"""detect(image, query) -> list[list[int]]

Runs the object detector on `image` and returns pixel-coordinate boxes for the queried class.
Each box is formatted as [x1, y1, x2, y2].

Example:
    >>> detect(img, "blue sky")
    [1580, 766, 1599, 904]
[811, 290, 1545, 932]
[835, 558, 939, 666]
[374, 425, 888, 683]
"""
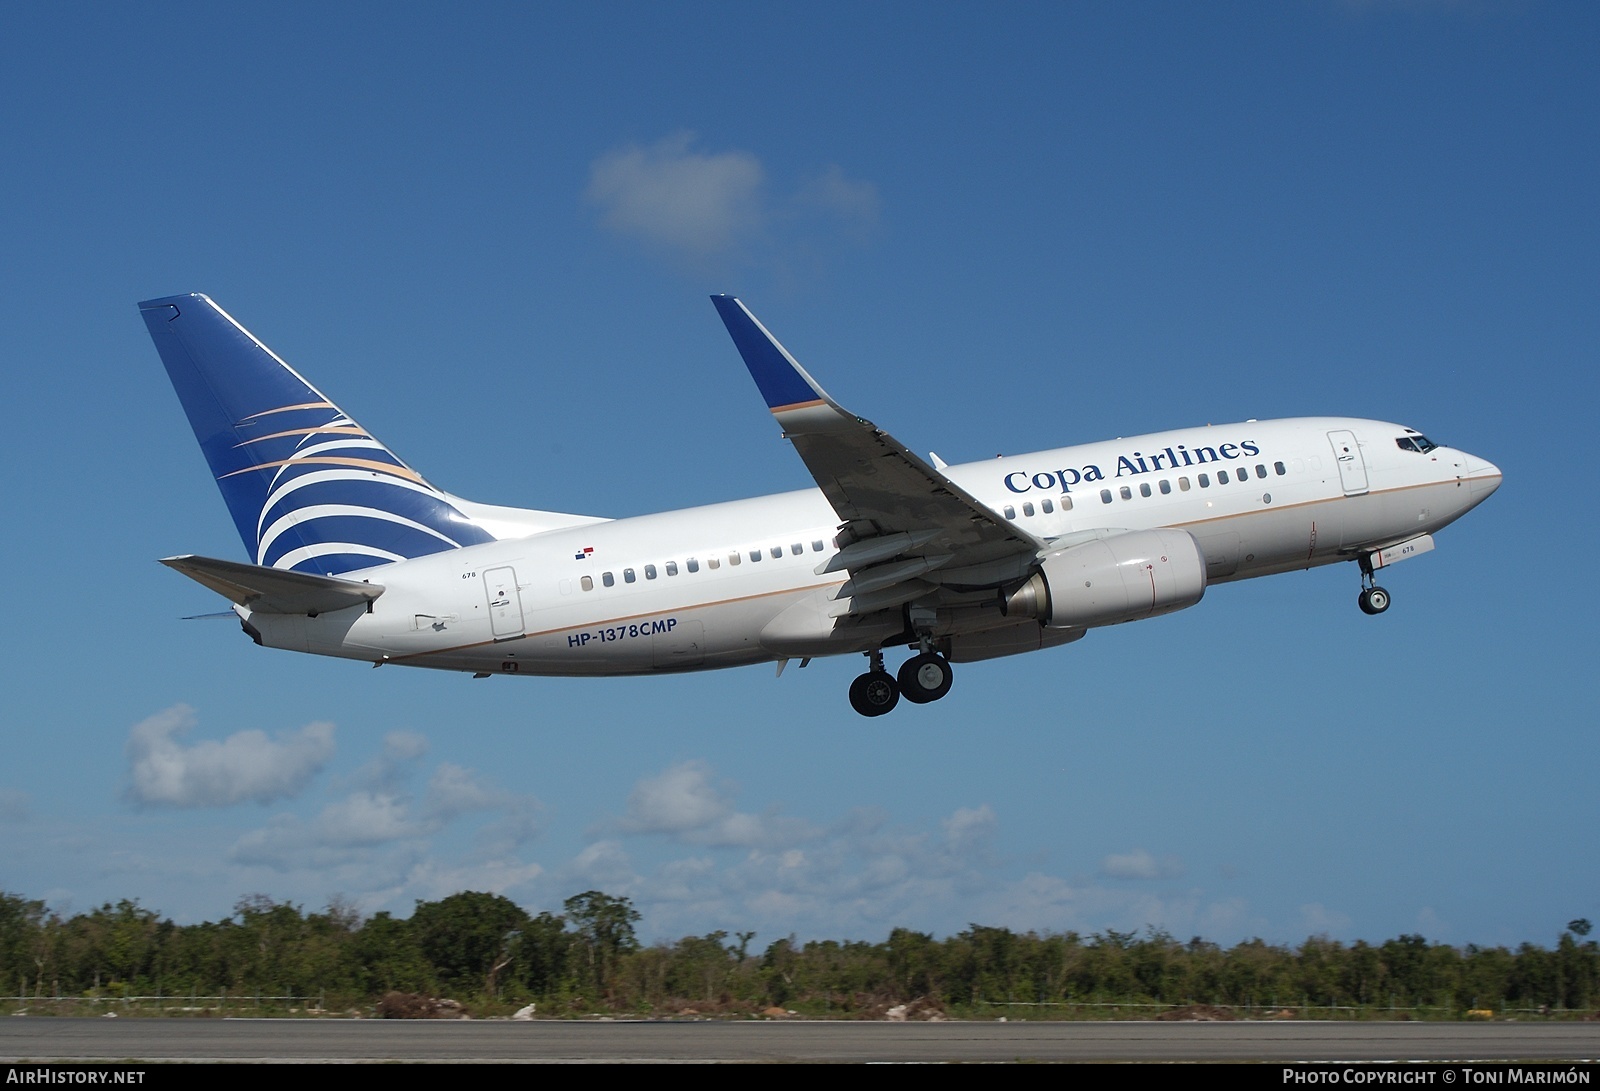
[0, 2, 1594, 949]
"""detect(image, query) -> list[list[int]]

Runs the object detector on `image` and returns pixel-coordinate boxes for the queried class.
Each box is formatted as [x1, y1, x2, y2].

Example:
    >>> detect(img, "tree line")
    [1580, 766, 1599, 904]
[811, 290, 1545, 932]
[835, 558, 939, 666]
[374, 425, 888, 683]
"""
[1, 889, 1594, 1018]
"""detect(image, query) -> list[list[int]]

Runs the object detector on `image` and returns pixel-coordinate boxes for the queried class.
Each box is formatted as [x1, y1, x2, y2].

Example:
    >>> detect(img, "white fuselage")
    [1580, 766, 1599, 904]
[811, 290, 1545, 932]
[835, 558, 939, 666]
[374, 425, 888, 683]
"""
[243, 417, 1500, 676]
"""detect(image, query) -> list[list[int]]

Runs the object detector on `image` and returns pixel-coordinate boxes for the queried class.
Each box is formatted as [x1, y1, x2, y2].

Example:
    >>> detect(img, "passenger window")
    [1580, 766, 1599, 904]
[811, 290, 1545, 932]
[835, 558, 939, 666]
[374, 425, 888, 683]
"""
[1218, 470, 1230, 484]
[1003, 505, 1016, 519]
[666, 562, 678, 576]
[1159, 480, 1171, 495]
[708, 557, 720, 570]
[1101, 489, 1113, 504]
[602, 571, 615, 587]
[644, 565, 656, 580]
[624, 568, 636, 583]
[1256, 464, 1266, 477]
[1199, 474, 1210, 488]
[770, 546, 781, 559]
[1041, 499, 1054, 513]
[728, 553, 740, 566]
[1120, 486, 1132, 500]
[1179, 477, 1190, 491]
[749, 550, 761, 562]
[1139, 483, 1151, 498]
[812, 540, 825, 552]
[1236, 466, 1249, 480]
[1275, 462, 1286, 475]
[1061, 495, 1073, 511]
[687, 558, 699, 573]
[581, 575, 593, 592]
[791, 543, 803, 555]
[1022, 502, 1035, 517]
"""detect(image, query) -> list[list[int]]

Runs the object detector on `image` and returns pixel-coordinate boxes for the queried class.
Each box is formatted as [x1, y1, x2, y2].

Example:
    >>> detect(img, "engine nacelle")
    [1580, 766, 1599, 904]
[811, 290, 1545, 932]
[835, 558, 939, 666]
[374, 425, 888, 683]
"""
[1006, 528, 1207, 629]
[946, 623, 1086, 663]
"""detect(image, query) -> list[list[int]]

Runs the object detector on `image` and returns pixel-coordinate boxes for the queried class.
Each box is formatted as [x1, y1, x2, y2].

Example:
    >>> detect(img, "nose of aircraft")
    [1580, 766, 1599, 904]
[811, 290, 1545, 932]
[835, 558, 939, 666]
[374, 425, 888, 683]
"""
[1464, 453, 1502, 500]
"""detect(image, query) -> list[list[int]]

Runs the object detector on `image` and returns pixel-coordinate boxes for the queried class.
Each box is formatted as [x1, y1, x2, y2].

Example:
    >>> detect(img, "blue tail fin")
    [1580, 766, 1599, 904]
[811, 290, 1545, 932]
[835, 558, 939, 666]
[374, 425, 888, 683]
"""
[140, 294, 495, 575]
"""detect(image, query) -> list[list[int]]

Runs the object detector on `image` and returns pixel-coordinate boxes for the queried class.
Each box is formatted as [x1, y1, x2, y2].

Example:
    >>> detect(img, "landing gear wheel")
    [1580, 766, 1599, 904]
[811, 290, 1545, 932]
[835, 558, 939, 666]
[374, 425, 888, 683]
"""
[849, 671, 900, 717]
[1358, 586, 1391, 615]
[898, 652, 953, 704]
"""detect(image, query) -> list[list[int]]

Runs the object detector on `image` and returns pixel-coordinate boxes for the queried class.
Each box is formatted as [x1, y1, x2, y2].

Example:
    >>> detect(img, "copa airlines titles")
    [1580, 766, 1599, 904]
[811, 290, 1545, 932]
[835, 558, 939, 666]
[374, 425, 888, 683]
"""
[1002, 439, 1263, 494]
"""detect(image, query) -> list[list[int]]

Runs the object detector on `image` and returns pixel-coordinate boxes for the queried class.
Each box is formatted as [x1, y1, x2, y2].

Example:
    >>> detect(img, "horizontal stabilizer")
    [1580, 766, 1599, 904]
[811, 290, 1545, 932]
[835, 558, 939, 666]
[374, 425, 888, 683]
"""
[161, 554, 384, 615]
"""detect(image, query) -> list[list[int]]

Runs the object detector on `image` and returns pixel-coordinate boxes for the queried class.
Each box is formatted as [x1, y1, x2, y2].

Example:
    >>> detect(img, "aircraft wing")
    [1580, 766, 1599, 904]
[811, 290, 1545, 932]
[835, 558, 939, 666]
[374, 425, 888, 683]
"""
[161, 554, 385, 615]
[712, 297, 1042, 611]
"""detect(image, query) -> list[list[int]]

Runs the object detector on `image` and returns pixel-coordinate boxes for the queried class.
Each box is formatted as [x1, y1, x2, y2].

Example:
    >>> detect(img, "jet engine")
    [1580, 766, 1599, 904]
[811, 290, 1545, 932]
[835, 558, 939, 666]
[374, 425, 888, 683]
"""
[1004, 528, 1206, 629]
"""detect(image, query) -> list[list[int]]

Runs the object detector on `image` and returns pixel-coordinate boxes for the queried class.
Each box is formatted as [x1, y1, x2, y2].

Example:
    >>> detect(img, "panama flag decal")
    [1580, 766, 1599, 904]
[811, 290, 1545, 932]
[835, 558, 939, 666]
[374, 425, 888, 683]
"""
[574, 546, 594, 561]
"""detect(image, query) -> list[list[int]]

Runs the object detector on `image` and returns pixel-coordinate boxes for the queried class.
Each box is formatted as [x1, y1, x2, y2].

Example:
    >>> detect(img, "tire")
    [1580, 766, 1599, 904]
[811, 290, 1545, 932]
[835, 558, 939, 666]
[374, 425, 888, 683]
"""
[849, 671, 900, 716]
[1358, 586, 1391, 615]
[897, 653, 953, 704]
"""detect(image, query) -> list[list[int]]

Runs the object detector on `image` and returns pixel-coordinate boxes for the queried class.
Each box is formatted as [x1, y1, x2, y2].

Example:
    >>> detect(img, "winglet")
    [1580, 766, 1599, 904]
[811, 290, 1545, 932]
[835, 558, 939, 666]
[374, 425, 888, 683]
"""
[710, 296, 837, 414]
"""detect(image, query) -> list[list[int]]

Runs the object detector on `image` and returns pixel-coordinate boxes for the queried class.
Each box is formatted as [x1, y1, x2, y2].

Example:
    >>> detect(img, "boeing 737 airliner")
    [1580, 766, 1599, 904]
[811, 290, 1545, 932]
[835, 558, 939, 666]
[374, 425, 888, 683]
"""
[140, 294, 1501, 716]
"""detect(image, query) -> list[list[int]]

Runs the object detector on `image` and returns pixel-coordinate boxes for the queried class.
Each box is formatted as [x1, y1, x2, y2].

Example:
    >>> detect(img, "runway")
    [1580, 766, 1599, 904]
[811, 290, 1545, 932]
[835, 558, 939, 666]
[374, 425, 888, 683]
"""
[2, 1018, 1596, 1063]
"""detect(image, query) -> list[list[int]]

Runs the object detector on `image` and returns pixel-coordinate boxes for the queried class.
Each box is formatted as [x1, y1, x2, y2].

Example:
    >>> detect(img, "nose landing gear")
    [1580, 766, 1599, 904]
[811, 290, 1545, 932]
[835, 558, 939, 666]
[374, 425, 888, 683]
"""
[1358, 586, 1391, 615]
[1356, 554, 1390, 615]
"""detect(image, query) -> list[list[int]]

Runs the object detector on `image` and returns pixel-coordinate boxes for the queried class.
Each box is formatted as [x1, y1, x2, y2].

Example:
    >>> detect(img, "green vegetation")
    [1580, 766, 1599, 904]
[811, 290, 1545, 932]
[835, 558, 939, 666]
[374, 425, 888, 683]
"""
[1, 889, 1594, 1019]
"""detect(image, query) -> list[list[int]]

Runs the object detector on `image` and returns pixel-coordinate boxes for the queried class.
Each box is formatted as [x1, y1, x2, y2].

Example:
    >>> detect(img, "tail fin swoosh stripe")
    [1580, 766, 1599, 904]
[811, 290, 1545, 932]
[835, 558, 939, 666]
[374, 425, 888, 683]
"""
[238, 401, 336, 422]
[258, 505, 467, 564]
[232, 425, 372, 447]
[260, 515, 466, 569]
[273, 544, 407, 572]
[257, 470, 460, 539]
[218, 456, 428, 482]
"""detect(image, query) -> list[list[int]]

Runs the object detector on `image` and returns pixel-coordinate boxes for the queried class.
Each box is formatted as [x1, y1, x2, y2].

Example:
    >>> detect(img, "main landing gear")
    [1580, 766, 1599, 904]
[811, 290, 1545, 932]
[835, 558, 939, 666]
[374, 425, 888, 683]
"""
[1356, 554, 1391, 616]
[899, 651, 953, 704]
[848, 647, 954, 716]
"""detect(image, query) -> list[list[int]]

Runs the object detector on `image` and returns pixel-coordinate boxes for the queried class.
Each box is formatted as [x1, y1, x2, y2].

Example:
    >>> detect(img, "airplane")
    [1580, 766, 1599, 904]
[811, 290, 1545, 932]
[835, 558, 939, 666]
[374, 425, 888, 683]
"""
[139, 293, 1502, 716]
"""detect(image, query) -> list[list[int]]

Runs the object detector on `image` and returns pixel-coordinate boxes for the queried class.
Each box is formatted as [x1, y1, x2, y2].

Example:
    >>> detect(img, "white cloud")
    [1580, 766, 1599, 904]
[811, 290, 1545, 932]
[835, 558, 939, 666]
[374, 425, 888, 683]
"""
[422, 763, 542, 853]
[125, 705, 334, 809]
[613, 760, 814, 849]
[587, 132, 764, 254]
[586, 133, 879, 266]
[400, 858, 544, 903]
[350, 730, 429, 792]
[1300, 902, 1353, 935]
[595, 763, 1013, 936]
[1100, 848, 1185, 881]
[795, 164, 881, 229]
[568, 839, 635, 892]
[581, 763, 1255, 941]
[226, 740, 542, 877]
[227, 790, 423, 870]
[619, 760, 730, 835]
[1416, 906, 1449, 938]
[942, 804, 997, 853]
[973, 872, 1224, 939]
[423, 762, 507, 821]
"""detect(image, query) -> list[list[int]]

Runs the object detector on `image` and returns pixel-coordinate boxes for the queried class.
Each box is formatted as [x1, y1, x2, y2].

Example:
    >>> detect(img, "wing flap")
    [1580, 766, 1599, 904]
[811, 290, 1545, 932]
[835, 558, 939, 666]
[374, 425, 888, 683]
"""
[161, 554, 384, 615]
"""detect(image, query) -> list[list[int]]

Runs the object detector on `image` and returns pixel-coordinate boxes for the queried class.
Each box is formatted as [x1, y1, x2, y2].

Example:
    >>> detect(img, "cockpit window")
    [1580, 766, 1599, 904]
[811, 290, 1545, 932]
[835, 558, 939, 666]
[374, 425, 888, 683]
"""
[1396, 434, 1439, 454]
